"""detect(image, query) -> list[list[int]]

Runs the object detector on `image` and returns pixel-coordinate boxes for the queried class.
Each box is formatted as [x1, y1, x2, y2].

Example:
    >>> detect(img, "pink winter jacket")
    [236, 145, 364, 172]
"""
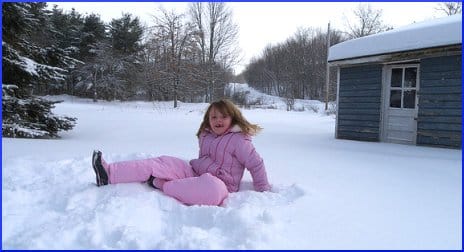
[189, 125, 271, 193]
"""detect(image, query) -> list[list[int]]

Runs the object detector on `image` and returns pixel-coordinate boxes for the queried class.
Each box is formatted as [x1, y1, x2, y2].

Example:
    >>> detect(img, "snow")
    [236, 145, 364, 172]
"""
[225, 83, 331, 112]
[328, 14, 462, 62]
[2, 123, 49, 138]
[21, 56, 39, 76]
[2, 89, 461, 249]
[6, 54, 66, 80]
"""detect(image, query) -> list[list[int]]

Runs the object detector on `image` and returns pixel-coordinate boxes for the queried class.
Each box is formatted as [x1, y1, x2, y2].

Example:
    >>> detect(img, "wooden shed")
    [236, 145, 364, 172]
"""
[328, 14, 462, 148]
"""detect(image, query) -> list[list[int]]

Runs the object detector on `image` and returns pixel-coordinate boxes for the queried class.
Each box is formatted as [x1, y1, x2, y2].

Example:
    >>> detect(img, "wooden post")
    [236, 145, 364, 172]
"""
[325, 22, 331, 111]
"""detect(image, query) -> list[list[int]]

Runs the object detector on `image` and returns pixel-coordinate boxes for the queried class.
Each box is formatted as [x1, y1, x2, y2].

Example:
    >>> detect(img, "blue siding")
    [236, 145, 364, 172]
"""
[417, 55, 462, 148]
[337, 65, 382, 141]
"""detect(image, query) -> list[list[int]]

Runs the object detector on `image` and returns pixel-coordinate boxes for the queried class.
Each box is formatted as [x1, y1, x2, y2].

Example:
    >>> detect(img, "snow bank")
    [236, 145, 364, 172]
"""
[225, 83, 333, 113]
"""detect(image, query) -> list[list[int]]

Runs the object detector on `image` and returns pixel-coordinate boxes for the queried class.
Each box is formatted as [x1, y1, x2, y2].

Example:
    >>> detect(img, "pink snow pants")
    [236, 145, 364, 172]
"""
[105, 155, 228, 206]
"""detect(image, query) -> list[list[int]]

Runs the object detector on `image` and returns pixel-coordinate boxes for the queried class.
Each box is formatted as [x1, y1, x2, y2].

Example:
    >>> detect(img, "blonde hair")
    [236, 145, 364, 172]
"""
[196, 99, 262, 138]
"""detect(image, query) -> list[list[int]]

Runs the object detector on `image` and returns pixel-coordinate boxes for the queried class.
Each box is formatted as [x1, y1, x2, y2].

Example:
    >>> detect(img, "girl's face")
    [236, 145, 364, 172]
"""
[209, 107, 232, 135]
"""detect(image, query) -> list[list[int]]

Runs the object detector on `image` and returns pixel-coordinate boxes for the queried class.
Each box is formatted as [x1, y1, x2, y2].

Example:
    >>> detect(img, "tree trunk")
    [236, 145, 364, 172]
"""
[93, 67, 98, 102]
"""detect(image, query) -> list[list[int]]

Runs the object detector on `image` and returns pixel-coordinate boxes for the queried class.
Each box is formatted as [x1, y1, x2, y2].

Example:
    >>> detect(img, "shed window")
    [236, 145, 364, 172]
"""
[391, 69, 403, 87]
[404, 68, 417, 88]
[389, 66, 418, 109]
[403, 90, 416, 108]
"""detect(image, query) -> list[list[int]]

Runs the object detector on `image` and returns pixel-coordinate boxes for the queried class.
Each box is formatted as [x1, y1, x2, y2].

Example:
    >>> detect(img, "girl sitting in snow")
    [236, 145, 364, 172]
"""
[91, 99, 271, 206]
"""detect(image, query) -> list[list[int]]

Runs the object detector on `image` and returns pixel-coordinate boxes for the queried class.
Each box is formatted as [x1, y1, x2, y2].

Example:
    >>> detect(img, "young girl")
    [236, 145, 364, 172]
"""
[92, 99, 271, 206]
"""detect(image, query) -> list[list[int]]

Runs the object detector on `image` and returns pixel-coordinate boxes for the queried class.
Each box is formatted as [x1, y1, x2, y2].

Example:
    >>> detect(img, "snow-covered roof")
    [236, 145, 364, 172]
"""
[328, 14, 462, 62]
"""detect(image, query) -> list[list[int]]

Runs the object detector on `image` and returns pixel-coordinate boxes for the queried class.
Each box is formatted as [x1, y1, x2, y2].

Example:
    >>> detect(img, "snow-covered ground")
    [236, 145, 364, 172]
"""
[2, 88, 461, 249]
[225, 83, 334, 113]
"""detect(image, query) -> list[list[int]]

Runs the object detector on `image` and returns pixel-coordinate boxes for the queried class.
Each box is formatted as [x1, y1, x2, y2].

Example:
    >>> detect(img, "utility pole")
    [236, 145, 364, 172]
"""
[325, 22, 331, 111]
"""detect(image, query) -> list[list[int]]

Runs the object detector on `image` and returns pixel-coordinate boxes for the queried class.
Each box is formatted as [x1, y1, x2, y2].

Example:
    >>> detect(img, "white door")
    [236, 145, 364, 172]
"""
[382, 65, 420, 145]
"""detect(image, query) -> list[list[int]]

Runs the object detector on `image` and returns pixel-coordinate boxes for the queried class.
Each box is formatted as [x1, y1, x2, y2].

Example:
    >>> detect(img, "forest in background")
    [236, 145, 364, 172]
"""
[2, 2, 460, 138]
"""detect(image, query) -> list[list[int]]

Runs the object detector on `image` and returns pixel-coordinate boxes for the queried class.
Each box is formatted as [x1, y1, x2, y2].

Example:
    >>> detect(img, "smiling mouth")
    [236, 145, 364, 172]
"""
[215, 124, 224, 128]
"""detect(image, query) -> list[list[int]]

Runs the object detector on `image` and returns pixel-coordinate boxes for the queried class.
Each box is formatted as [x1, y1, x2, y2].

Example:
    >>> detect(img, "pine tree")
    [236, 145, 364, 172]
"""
[49, 6, 84, 60]
[2, 2, 77, 138]
[107, 13, 144, 100]
[109, 13, 143, 56]
[73, 13, 145, 101]
[71, 13, 109, 99]
[79, 13, 106, 60]
[2, 85, 76, 138]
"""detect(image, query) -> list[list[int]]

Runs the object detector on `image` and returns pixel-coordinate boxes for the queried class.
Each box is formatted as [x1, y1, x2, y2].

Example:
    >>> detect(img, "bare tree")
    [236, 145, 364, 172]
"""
[189, 3, 207, 65]
[344, 3, 389, 39]
[151, 8, 195, 108]
[436, 2, 462, 16]
[243, 27, 344, 104]
[139, 33, 168, 101]
[206, 2, 240, 69]
[188, 2, 241, 102]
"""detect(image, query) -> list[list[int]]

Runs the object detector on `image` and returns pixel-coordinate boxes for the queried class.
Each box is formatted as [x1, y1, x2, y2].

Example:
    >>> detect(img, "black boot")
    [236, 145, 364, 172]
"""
[92, 150, 108, 186]
[147, 175, 158, 189]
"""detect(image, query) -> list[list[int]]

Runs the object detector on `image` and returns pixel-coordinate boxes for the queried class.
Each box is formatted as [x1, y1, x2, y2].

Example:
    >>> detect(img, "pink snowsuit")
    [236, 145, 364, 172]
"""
[103, 125, 271, 206]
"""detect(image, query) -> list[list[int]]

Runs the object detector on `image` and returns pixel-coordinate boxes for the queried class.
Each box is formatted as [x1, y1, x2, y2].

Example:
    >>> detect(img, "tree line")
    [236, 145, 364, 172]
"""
[243, 28, 343, 102]
[2, 2, 460, 138]
[241, 4, 386, 103]
[3, 2, 240, 106]
[2, 2, 240, 138]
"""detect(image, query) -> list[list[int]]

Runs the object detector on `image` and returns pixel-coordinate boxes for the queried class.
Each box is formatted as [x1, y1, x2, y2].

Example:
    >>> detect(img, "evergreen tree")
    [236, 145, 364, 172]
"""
[3, 3, 82, 94]
[75, 13, 145, 101]
[109, 13, 143, 56]
[2, 85, 76, 138]
[106, 13, 144, 100]
[79, 13, 106, 60]
[72, 13, 109, 98]
[2, 2, 77, 138]
[49, 6, 84, 59]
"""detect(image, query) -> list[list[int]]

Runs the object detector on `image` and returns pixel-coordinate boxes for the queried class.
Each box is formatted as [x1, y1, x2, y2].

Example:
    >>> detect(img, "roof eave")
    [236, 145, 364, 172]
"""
[328, 44, 462, 67]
